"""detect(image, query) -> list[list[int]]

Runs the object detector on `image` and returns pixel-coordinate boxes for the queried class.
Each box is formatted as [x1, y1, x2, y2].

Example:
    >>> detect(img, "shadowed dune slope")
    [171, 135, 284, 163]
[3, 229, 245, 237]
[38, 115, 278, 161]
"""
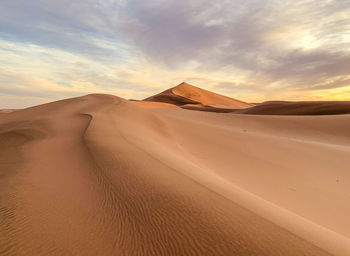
[144, 82, 252, 109]
[1, 94, 350, 255]
[178, 101, 350, 115]
[236, 101, 350, 115]
[142, 84, 350, 115]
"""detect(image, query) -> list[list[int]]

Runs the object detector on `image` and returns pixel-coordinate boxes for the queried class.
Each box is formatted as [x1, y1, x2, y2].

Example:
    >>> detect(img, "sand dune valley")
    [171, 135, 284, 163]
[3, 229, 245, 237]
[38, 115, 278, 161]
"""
[1, 82, 350, 256]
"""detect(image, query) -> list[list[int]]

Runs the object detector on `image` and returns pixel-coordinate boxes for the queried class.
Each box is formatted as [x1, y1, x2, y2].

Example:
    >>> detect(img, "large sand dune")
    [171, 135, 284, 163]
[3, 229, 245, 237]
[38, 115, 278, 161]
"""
[1, 94, 350, 255]
[143, 82, 253, 109]
[142, 83, 350, 115]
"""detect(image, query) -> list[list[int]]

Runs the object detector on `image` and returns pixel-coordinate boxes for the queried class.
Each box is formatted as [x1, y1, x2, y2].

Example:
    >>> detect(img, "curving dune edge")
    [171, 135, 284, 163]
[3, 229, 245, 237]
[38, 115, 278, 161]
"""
[1, 93, 350, 255]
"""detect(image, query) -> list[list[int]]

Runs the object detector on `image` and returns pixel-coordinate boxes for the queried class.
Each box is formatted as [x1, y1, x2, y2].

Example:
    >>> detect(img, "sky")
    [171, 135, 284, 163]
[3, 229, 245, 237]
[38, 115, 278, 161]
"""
[1, 0, 350, 108]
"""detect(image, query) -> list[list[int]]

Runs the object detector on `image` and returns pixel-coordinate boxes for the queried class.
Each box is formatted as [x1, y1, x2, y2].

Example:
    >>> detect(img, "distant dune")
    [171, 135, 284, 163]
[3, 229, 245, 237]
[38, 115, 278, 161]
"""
[182, 101, 350, 115]
[143, 82, 253, 109]
[237, 101, 350, 115]
[142, 83, 350, 115]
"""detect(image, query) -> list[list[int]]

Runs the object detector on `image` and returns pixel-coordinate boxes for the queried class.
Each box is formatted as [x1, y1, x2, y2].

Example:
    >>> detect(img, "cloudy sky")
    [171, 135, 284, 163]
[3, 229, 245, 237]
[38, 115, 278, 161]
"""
[1, 0, 350, 108]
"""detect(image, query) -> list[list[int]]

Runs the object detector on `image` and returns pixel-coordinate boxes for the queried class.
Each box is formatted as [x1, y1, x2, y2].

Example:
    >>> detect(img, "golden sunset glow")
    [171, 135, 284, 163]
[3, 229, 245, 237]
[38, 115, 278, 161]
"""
[0, 0, 349, 108]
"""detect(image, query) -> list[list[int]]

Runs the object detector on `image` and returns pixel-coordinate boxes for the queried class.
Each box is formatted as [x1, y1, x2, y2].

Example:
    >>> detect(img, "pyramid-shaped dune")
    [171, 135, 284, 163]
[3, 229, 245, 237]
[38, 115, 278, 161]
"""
[143, 82, 253, 109]
[139, 83, 350, 115]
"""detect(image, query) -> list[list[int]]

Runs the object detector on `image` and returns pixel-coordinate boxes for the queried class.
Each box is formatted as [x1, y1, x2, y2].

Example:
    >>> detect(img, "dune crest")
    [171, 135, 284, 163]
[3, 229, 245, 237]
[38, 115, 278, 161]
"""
[143, 82, 253, 109]
[141, 83, 350, 115]
[1, 94, 350, 255]
[172, 82, 253, 109]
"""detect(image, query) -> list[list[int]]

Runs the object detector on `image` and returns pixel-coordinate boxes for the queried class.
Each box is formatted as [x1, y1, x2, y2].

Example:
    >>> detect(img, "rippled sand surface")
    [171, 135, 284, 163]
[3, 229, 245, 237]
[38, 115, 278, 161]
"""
[1, 94, 350, 255]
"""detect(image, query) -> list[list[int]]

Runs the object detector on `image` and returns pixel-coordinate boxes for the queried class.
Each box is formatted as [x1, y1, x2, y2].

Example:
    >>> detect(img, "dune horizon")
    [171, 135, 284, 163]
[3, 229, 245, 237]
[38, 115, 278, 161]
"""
[131, 82, 350, 115]
[2, 82, 350, 111]
[1, 83, 350, 255]
[1, 0, 350, 254]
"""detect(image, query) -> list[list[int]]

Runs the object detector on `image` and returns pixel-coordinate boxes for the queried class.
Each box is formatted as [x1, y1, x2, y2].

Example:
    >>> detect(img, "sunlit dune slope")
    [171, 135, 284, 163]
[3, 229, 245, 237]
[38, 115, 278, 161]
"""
[1, 94, 350, 255]
[0, 109, 16, 114]
[141, 84, 350, 115]
[130, 100, 179, 108]
[143, 82, 252, 109]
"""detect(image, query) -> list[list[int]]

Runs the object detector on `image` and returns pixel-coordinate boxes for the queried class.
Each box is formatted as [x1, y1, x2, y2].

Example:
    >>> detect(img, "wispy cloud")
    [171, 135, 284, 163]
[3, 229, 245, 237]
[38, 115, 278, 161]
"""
[0, 0, 349, 108]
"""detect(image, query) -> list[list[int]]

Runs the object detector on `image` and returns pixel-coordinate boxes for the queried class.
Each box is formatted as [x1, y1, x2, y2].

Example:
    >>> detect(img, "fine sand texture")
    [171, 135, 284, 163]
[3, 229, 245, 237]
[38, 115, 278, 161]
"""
[1, 94, 350, 255]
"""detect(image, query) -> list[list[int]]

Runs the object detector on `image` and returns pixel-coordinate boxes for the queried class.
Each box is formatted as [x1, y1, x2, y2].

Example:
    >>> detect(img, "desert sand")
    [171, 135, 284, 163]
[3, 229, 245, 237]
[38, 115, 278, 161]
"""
[237, 101, 350, 115]
[1, 84, 350, 255]
[131, 100, 179, 108]
[143, 83, 350, 115]
[144, 82, 253, 109]
[0, 109, 16, 115]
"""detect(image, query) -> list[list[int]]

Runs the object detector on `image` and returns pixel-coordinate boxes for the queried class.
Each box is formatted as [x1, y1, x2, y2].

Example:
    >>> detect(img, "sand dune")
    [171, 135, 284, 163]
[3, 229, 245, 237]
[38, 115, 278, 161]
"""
[144, 82, 253, 109]
[237, 101, 350, 115]
[0, 109, 16, 115]
[130, 100, 179, 108]
[142, 83, 350, 115]
[1, 94, 350, 255]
